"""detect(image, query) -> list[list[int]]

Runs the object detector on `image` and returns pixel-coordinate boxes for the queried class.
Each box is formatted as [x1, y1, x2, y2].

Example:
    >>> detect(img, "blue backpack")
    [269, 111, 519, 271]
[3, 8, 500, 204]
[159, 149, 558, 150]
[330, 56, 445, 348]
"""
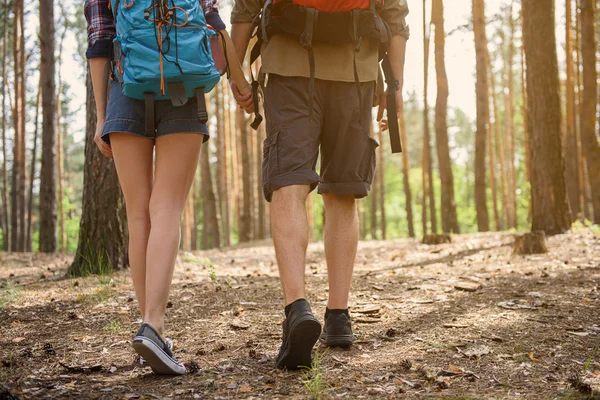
[110, 0, 221, 131]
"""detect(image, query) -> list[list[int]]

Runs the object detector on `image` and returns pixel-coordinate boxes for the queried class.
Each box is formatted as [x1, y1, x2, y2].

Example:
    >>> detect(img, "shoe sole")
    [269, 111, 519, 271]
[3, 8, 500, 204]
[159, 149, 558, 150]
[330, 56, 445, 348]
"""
[321, 334, 354, 348]
[276, 317, 321, 370]
[132, 337, 186, 375]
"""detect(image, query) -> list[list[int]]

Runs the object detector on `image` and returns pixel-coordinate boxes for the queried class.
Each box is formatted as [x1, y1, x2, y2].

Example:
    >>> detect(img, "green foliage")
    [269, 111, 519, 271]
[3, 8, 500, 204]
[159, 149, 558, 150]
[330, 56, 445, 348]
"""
[103, 320, 124, 334]
[302, 349, 328, 400]
[0, 283, 21, 307]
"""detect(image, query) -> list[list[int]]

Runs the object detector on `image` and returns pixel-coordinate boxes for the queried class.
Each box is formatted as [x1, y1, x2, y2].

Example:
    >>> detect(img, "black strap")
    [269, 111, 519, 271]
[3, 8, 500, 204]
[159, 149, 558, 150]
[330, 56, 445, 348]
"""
[144, 92, 155, 136]
[250, 80, 263, 130]
[352, 10, 363, 127]
[301, 9, 317, 118]
[381, 55, 402, 153]
[195, 87, 208, 124]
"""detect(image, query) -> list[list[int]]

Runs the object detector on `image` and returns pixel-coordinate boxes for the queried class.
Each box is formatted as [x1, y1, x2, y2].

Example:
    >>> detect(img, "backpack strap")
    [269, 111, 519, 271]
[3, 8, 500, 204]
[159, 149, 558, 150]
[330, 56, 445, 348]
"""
[381, 55, 402, 153]
[144, 92, 156, 136]
[195, 87, 208, 124]
[300, 8, 318, 117]
[352, 10, 363, 127]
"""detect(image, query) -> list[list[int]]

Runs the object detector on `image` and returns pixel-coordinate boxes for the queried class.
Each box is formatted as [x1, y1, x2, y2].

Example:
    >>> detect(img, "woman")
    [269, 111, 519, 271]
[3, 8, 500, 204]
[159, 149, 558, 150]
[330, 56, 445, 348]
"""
[85, 0, 252, 375]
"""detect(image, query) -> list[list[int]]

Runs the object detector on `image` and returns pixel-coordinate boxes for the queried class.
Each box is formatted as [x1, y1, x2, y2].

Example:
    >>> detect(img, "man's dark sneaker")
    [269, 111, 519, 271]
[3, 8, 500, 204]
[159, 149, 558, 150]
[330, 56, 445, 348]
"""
[321, 311, 355, 347]
[276, 299, 322, 370]
[132, 323, 186, 375]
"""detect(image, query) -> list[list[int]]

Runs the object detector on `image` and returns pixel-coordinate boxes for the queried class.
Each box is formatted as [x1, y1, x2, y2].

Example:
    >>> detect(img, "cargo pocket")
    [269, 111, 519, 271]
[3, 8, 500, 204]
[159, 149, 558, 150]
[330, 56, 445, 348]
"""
[262, 131, 280, 187]
[363, 136, 379, 184]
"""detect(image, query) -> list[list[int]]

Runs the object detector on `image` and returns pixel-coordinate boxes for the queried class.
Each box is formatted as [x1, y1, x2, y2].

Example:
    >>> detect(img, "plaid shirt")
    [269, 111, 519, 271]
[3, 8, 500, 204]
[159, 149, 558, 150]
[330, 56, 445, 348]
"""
[85, 0, 224, 58]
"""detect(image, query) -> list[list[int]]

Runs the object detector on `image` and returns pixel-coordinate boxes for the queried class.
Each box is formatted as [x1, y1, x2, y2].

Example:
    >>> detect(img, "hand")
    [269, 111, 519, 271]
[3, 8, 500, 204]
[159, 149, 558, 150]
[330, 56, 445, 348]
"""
[377, 87, 404, 132]
[94, 119, 113, 158]
[229, 79, 255, 114]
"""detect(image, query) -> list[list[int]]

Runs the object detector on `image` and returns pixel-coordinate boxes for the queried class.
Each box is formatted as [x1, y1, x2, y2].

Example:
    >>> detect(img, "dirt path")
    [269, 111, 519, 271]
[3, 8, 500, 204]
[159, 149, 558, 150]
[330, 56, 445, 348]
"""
[1, 230, 599, 399]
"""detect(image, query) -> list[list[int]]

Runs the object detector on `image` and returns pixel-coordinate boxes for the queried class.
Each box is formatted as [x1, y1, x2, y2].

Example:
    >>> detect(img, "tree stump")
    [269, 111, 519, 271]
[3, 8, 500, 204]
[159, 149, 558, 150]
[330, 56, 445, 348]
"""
[513, 231, 548, 255]
[422, 233, 452, 245]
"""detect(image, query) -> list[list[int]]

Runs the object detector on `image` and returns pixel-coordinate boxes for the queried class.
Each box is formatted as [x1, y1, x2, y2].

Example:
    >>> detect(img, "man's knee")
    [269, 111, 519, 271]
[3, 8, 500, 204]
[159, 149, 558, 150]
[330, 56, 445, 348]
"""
[272, 185, 311, 206]
[322, 193, 356, 209]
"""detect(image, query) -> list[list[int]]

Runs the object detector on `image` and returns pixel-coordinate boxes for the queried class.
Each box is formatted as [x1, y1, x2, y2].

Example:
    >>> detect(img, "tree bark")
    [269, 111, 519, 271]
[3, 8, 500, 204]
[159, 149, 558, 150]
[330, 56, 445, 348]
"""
[422, 0, 437, 235]
[565, 0, 581, 219]
[200, 144, 220, 249]
[39, 0, 57, 252]
[377, 124, 386, 239]
[522, 0, 572, 235]
[579, 0, 599, 223]
[432, 0, 459, 234]
[215, 83, 228, 246]
[400, 109, 415, 238]
[472, 0, 490, 232]
[222, 84, 232, 246]
[1, 0, 10, 250]
[238, 107, 251, 242]
[56, 23, 67, 253]
[26, 82, 41, 252]
[488, 49, 506, 230]
[504, 5, 517, 229]
[69, 67, 127, 275]
[11, 0, 25, 251]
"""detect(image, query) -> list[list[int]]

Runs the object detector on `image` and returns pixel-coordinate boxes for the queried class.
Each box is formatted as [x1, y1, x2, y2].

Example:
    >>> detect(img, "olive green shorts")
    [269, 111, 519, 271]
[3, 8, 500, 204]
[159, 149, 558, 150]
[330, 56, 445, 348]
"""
[262, 74, 378, 202]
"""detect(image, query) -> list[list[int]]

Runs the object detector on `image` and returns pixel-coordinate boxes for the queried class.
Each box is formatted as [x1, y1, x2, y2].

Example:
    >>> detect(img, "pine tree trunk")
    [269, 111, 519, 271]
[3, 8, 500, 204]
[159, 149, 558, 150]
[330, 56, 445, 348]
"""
[222, 83, 232, 246]
[489, 50, 506, 231]
[520, 10, 531, 187]
[565, 0, 581, 219]
[69, 67, 127, 275]
[472, 0, 490, 232]
[256, 110, 266, 240]
[522, 0, 572, 235]
[504, 6, 518, 229]
[377, 124, 386, 240]
[1, 0, 10, 250]
[182, 181, 194, 251]
[11, 0, 24, 251]
[238, 107, 251, 242]
[422, 0, 437, 234]
[39, 0, 57, 252]
[400, 110, 415, 237]
[579, 0, 600, 223]
[215, 83, 229, 246]
[200, 144, 220, 249]
[229, 92, 240, 242]
[17, 0, 25, 252]
[26, 82, 41, 252]
[432, 0, 459, 234]
[57, 65, 66, 252]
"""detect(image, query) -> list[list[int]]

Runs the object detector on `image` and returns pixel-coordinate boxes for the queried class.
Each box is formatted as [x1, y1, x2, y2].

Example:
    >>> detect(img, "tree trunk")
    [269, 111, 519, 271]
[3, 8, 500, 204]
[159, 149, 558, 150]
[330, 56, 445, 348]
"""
[400, 109, 415, 238]
[39, 0, 57, 253]
[26, 82, 41, 252]
[522, 0, 572, 235]
[504, 5, 517, 229]
[488, 50, 506, 231]
[256, 109, 266, 240]
[422, 0, 437, 235]
[222, 84, 232, 246]
[238, 107, 251, 242]
[215, 83, 229, 246]
[472, 0, 490, 232]
[487, 97, 500, 231]
[56, 23, 67, 253]
[580, 0, 599, 223]
[11, 0, 25, 252]
[565, 0, 581, 219]
[200, 144, 220, 249]
[377, 124, 386, 239]
[1, 0, 10, 250]
[182, 180, 195, 251]
[69, 67, 127, 275]
[432, 0, 459, 234]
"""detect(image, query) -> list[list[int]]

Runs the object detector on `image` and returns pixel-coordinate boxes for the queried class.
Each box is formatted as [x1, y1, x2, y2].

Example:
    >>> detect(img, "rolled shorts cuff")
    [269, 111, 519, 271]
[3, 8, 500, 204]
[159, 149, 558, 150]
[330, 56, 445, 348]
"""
[263, 170, 321, 202]
[318, 181, 371, 199]
[101, 118, 209, 145]
[101, 118, 149, 145]
[156, 119, 209, 142]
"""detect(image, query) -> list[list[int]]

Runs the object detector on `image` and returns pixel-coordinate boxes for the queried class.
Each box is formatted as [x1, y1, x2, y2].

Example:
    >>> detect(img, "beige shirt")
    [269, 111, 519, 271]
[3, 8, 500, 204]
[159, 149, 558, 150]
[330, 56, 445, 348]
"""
[231, 0, 410, 82]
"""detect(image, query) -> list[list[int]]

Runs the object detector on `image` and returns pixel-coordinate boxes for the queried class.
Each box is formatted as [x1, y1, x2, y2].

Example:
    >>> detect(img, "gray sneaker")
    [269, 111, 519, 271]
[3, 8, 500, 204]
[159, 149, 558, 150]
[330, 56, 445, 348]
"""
[132, 324, 185, 375]
[138, 338, 173, 367]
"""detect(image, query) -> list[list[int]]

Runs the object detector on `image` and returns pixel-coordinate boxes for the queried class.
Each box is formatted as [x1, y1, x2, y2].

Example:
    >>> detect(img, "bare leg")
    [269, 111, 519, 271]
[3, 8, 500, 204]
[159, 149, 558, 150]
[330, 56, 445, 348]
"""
[143, 133, 204, 336]
[110, 133, 154, 318]
[271, 185, 311, 306]
[323, 193, 358, 310]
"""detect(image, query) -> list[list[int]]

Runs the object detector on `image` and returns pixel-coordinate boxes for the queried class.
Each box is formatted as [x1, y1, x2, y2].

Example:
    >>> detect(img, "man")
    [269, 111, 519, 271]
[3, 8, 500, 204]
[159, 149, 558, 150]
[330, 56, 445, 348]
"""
[230, 0, 409, 369]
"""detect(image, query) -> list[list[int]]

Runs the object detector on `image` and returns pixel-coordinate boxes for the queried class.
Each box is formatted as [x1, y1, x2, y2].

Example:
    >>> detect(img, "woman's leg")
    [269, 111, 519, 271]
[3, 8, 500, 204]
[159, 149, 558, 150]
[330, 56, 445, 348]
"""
[109, 133, 154, 319]
[143, 133, 204, 336]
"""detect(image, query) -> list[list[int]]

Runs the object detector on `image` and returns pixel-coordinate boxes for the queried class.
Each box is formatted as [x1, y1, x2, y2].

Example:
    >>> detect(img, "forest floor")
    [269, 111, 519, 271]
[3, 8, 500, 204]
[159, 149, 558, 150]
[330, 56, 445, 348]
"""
[1, 230, 599, 400]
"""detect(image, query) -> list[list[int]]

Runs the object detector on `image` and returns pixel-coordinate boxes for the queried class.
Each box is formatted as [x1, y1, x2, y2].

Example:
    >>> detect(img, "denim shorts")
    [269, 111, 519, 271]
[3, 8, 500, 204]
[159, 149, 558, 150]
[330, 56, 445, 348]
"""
[101, 82, 209, 145]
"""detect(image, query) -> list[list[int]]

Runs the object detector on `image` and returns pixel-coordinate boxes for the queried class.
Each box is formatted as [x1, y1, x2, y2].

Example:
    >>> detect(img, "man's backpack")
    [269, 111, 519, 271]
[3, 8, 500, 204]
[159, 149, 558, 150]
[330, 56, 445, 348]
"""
[110, 0, 221, 134]
[251, 0, 402, 153]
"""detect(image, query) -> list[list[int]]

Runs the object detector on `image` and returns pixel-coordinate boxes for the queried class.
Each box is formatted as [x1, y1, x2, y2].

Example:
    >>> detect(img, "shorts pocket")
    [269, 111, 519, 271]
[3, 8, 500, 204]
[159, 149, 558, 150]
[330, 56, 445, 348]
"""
[363, 136, 379, 184]
[262, 131, 280, 186]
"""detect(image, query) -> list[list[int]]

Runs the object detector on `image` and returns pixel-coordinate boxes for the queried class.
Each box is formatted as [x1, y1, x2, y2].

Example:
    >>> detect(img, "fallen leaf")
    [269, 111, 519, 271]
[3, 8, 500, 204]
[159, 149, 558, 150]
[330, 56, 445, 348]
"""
[462, 344, 492, 358]
[229, 319, 250, 330]
[528, 352, 540, 363]
[239, 384, 252, 393]
[454, 282, 481, 292]
[443, 323, 469, 328]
